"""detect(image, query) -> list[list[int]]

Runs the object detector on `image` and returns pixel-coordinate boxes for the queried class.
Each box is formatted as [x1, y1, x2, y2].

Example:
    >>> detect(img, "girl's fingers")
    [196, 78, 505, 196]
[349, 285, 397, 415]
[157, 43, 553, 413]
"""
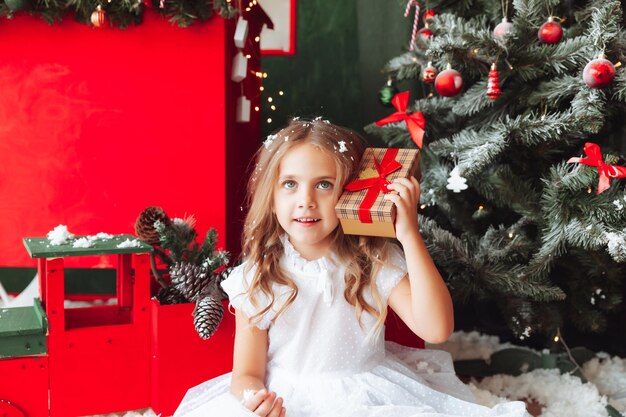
[384, 193, 402, 207]
[254, 392, 277, 416]
[267, 397, 284, 417]
[242, 389, 267, 411]
[388, 180, 417, 203]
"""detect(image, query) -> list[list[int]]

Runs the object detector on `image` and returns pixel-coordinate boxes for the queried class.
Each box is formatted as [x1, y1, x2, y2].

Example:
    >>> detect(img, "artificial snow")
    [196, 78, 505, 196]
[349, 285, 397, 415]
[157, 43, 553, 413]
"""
[427, 330, 516, 360]
[47, 226, 116, 248]
[117, 238, 142, 248]
[606, 231, 626, 263]
[73, 236, 97, 248]
[47, 225, 75, 245]
[472, 369, 609, 417]
[584, 356, 626, 412]
[263, 134, 277, 149]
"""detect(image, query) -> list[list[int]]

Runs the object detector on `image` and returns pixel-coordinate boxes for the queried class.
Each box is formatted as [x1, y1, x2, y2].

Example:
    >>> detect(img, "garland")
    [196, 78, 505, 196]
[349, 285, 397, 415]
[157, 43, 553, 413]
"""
[0, 0, 236, 28]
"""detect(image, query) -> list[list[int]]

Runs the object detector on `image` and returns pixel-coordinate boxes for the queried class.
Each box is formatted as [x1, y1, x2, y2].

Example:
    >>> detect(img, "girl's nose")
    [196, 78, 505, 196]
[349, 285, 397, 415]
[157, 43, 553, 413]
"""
[297, 191, 316, 209]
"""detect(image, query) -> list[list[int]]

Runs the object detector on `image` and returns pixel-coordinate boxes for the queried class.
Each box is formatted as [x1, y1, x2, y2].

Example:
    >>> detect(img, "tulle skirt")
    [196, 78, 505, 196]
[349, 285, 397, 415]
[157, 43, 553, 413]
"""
[174, 342, 529, 417]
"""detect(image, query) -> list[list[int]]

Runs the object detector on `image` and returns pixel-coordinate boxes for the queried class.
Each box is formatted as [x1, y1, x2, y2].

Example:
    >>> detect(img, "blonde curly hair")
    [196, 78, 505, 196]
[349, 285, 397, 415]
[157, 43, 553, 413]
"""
[241, 118, 398, 340]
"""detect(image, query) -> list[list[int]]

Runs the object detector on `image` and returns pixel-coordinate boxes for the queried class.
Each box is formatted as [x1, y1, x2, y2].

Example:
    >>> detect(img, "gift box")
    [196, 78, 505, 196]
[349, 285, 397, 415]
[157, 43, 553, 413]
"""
[335, 148, 420, 238]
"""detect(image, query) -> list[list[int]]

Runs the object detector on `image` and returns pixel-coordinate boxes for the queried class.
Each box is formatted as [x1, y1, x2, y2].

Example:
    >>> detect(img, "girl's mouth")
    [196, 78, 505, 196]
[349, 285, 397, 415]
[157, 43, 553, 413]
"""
[295, 218, 321, 223]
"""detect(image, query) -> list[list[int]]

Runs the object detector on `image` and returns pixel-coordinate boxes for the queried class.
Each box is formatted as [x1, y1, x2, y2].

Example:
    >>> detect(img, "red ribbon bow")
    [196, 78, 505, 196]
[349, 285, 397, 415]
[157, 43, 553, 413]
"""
[375, 91, 426, 149]
[344, 148, 402, 223]
[567, 142, 626, 194]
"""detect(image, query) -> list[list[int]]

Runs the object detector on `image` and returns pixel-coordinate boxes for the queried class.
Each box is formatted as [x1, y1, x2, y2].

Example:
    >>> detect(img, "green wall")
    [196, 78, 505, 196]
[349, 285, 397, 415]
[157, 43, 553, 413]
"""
[261, 0, 412, 144]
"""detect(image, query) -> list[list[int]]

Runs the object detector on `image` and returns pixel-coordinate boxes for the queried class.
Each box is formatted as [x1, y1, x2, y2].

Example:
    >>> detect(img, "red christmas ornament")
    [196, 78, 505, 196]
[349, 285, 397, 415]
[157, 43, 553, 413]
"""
[90, 5, 107, 28]
[493, 17, 513, 39]
[422, 62, 438, 84]
[583, 56, 615, 89]
[423, 9, 436, 22]
[538, 17, 563, 44]
[417, 25, 433, 40]
[486, 63, 501, 100]
[435, 65, 464, 97]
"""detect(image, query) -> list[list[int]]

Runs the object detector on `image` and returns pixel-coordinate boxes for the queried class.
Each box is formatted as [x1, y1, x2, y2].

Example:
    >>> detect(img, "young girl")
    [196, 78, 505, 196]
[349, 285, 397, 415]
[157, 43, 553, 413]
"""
[175, 118, 529, 417]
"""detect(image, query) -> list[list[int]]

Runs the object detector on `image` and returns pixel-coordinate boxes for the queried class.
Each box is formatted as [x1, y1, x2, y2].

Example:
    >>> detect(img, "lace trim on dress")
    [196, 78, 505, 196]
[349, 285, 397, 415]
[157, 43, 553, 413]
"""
[280, 235, 337, 307]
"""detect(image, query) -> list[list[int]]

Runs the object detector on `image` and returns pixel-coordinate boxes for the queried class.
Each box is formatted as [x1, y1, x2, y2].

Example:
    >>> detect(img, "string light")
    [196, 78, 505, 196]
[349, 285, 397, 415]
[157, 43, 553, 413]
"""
[267, 118, 273, 123]
[270, 105, 276, 110]
[254, 106, 260, 111]
[508, 232, 514, 238]
[420, 204, 427, 209]
[260, 86, 264, 91]
[279, 91, 284, 96]
[478, 205, 484, 210]
[587, 187, 592, 193]
[554, 335, 560, 342]
[268, 97, 273, 103]
[245, 54, 251, 59]
[254, 36, 261, 42]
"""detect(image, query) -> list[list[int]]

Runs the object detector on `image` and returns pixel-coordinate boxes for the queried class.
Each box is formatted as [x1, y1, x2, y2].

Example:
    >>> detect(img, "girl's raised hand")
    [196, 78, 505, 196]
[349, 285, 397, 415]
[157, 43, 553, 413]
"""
[384, 176, 421, 245]
[242, 389, 286, 417]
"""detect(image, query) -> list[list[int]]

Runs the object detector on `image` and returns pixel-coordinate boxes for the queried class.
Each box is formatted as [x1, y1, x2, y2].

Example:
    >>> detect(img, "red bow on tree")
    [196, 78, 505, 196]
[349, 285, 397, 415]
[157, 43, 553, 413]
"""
[567, 142, 626, 194]
[375, 91, 426, 149]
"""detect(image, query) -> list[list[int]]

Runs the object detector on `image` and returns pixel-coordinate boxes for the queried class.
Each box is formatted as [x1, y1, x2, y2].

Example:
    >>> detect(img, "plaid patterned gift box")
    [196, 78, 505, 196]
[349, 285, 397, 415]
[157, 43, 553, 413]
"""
[335, 148, 420, 238]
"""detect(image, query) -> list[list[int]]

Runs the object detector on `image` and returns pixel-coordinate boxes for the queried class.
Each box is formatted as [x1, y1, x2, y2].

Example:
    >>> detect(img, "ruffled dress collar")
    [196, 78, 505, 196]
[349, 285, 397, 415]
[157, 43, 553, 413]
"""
[280, 235, 337, 307]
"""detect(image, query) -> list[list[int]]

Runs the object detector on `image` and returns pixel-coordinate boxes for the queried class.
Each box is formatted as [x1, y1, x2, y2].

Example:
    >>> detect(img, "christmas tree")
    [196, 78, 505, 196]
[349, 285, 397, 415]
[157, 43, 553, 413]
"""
[367, 0, 626, 354]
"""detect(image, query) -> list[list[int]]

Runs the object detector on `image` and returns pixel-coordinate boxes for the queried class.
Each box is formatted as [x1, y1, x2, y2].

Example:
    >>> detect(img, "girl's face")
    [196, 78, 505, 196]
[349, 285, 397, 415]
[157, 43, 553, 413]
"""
[273, 142, 339, 260]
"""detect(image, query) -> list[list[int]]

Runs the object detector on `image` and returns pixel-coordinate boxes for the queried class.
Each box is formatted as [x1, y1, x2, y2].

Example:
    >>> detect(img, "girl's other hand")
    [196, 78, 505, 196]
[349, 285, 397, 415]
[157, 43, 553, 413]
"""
[243, 389, 286, 417]
[384, 176, 421, 245]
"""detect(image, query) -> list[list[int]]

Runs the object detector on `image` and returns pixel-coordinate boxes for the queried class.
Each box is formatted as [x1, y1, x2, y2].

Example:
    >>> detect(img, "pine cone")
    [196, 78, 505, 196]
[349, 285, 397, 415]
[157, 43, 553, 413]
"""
[135, 206, 171, 246]
[194, 296, 224, 339]
[156, 285, 188, 305]
[171, 218, 198, 247]
[170, 262, 212, 302]
[214, 266, 235, 300]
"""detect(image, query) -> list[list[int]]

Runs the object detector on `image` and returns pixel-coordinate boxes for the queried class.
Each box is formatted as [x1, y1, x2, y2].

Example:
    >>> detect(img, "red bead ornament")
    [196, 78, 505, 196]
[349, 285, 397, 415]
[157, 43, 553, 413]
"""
[493, 17, 513, 39]
[422, 62, 438, 84]
[486, 63, 501, 100]
[538, 17, 563, 44]
[583, 56, 615, 89]
[417, 25, 433, 40]
[90, 5, 107, 28]
[435, 65, 464, 97]
[423, 9, 436, 22]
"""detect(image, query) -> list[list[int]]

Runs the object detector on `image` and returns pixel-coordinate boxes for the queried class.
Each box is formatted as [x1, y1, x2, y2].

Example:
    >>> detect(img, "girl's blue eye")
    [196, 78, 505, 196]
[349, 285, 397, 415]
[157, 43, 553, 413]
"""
[317, 181, 333, 190]
[283, 180, 297, 189]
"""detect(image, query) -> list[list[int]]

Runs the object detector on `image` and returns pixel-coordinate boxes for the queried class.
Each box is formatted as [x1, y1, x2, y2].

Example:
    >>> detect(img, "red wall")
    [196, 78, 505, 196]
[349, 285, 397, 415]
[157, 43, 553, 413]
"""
[0, 13, 261, 267]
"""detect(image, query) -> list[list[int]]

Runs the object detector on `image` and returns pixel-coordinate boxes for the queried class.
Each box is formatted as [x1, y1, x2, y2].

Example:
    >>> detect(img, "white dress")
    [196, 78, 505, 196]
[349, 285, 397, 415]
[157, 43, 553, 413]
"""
[174, 237, 529, 417]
